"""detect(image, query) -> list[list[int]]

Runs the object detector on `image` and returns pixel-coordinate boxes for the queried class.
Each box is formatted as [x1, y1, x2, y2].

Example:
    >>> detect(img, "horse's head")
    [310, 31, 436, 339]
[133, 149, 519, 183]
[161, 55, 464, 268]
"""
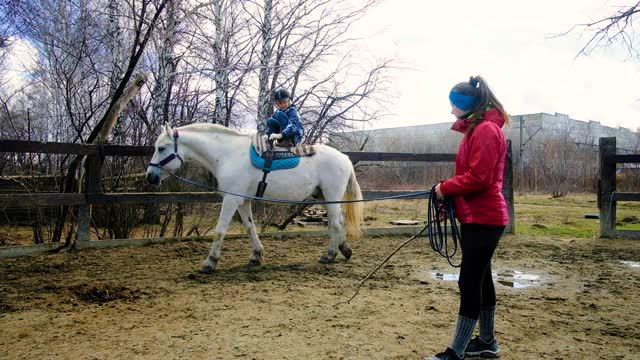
[146, 123, 184, 185]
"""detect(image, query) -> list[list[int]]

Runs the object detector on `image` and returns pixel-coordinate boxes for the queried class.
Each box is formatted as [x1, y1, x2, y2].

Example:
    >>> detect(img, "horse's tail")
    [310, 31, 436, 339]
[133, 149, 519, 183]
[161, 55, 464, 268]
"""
[344, 166, 363, 241]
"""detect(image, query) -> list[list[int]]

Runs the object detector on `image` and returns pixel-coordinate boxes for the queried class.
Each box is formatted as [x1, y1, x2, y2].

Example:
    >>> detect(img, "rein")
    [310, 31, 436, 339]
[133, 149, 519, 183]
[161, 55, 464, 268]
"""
[160, 166, 428, 204]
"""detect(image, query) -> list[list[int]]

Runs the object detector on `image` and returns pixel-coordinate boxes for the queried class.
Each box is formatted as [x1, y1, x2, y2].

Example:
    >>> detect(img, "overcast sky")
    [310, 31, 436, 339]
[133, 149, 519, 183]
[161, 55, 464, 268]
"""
[3, 1, 639, 133]
[353, 0, 640, 131]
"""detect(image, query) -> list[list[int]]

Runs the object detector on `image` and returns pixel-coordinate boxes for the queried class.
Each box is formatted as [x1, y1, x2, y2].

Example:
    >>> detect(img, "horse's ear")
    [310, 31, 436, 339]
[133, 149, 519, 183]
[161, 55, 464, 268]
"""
[163, 123, 172, 136]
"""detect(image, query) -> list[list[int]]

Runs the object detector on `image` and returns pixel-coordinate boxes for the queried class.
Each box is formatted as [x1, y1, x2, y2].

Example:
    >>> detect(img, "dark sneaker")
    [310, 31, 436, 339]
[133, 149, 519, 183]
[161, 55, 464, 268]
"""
[423, 347, 464, 360]
[465, 336, 500, 358]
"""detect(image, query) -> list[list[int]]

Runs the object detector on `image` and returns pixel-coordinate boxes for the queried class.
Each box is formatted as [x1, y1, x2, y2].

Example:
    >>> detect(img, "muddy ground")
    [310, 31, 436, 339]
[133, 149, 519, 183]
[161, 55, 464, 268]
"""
[0, 232, 639, 359]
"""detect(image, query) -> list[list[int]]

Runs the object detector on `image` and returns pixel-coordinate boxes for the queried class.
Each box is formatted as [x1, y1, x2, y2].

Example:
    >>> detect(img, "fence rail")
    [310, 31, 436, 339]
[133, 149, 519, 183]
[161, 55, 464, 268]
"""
[0, 138, 515, 254]
[599, 137, 640, 239]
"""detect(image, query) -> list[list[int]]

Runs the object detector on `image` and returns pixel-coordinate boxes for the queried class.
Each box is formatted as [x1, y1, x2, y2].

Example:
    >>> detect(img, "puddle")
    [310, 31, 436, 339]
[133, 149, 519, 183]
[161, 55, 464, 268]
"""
[431, 272, 459, 281]
[496, 280, 538, 288]
[621, 261, 640, 268]
[496, 270, 541, 288]
[426, 269, 543, 289]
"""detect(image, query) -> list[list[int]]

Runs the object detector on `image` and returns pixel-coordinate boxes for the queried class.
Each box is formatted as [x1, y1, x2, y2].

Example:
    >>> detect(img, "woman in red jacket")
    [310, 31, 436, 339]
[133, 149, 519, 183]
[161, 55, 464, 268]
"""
[425, 76, 510, 360]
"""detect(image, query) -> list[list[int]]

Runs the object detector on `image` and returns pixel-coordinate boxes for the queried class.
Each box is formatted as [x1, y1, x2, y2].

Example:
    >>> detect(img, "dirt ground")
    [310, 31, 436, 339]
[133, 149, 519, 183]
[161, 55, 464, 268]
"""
[1, 231, 639, 359]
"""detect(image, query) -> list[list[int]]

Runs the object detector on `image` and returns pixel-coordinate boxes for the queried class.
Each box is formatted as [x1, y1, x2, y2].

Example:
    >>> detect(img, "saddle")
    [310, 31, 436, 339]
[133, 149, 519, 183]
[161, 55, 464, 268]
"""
[250, 133, 315, 171]
[251, 133, 316, 197]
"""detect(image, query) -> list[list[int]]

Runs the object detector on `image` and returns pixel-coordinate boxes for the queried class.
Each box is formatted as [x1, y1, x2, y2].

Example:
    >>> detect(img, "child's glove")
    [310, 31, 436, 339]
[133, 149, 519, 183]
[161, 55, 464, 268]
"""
[269, 133, 283, 141]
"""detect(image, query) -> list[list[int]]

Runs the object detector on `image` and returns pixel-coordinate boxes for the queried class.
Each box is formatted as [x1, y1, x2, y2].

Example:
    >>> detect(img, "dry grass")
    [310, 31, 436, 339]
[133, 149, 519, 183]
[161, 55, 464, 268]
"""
[1, 192, 639, 246]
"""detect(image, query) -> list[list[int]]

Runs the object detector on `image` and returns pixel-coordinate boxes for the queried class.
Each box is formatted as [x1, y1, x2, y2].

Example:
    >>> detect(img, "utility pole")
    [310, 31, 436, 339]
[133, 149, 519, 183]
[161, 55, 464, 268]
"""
[520, 116, 524, 182]
[518, 115, 542, 189]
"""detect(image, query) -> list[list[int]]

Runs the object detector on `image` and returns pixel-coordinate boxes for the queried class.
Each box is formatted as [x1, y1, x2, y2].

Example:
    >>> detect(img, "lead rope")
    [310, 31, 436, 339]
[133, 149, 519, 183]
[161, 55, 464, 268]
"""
[427, 185, 461, 268]
[336, 185, 461, 306]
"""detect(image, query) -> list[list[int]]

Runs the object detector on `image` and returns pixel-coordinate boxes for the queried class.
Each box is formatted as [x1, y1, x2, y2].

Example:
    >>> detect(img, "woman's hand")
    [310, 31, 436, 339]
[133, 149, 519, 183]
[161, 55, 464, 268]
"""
[435, 183, 444, 199]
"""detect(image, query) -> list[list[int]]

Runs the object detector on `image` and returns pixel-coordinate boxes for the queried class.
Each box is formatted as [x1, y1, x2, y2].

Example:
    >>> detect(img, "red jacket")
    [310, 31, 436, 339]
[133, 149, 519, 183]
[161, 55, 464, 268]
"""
[440, 108, 509, 226]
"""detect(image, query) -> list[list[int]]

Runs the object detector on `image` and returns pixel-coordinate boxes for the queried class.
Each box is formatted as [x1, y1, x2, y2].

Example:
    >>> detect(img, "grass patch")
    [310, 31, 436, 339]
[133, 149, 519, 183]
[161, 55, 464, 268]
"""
[616, 223, 640, 230]
[515, 194, 639, 238]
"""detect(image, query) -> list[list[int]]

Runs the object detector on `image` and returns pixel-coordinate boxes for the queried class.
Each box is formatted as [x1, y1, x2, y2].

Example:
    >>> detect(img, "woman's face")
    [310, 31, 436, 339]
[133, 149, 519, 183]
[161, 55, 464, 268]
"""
[276, 99, 290, 110]
[450, 103, 468, 118]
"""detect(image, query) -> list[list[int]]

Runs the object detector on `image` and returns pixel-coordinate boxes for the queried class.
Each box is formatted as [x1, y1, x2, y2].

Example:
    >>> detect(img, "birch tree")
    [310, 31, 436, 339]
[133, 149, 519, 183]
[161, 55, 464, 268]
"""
[186, 0, 257, 127]
[256, 0, 274, 124]
[248, 0, 390, 141]
[150, 0, 180, 127]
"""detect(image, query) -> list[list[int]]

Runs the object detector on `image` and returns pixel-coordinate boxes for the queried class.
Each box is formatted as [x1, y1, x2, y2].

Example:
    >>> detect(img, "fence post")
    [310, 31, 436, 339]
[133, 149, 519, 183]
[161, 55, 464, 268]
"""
[599, 137, 616, 238]
[77, 149, 104, 243]
[503, 140, 516, 234]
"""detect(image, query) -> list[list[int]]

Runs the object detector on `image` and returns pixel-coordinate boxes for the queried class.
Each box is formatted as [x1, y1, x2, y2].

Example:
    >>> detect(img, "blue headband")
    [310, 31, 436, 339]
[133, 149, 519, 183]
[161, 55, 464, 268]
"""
[449, 91, 477, 111]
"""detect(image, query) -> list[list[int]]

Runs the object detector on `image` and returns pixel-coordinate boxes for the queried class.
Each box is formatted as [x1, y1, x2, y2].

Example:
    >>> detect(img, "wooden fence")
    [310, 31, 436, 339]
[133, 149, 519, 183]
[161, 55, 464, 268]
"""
[0, 138, 515, 256]
[598, 137, 640, 239]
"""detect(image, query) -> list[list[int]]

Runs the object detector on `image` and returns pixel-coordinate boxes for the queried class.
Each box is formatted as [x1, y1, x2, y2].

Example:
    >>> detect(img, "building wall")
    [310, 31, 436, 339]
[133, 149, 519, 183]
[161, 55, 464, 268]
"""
[330, 112, 639, 154]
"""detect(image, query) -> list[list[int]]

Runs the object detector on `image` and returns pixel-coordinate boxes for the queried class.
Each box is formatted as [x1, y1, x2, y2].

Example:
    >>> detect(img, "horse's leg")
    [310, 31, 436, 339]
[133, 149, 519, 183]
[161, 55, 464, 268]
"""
[201, 196, 241, 273]
[319, 202, 345, 264]
[237, 201, 264, 266]
[338, 239, 353, 260]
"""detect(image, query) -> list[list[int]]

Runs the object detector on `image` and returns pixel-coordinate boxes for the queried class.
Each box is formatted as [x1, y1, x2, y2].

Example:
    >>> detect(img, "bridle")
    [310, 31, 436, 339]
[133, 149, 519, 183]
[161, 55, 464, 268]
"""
[149, 129, 183, 169]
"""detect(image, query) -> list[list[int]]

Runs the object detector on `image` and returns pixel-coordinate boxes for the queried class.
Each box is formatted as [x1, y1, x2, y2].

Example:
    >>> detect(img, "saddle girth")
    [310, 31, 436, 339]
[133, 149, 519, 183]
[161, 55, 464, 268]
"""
[255, 149, 274, 197]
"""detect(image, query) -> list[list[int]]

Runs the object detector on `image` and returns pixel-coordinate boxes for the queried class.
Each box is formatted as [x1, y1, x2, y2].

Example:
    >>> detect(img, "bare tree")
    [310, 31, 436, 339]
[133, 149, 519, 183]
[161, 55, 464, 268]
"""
[9, 0, 169, 243]
[567, 2, 640, 59]
[1, 0, 396, 243]
[255, 0, 274, 124]
[185, 0, 258, 127]
[245, 0, 390, 140]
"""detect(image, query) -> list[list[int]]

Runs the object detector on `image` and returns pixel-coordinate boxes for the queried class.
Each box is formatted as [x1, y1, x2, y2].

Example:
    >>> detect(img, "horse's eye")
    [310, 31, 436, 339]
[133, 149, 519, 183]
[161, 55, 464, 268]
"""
[158, 147, 166, 152]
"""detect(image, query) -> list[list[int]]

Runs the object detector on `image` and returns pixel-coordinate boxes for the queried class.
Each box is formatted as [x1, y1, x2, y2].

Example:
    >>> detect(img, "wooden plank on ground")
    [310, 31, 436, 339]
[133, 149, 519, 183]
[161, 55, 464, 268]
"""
[610, 230, 640, 240]
[0, 242, 61, 258]
[0, 226, 427, 258]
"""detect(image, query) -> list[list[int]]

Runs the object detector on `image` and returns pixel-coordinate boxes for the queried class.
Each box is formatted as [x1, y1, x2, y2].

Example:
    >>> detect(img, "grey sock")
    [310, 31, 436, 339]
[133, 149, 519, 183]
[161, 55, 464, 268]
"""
[450, 314, 478, 357]
[479, 306, 495, 342]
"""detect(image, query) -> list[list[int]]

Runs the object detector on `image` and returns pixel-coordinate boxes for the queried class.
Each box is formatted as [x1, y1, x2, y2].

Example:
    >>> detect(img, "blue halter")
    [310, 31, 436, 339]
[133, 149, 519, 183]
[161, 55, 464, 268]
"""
[149, 129, 183, 169]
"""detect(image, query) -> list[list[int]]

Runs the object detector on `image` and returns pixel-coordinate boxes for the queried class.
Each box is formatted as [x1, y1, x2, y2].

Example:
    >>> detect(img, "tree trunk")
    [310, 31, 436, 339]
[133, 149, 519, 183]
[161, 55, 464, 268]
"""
[152, 0, 179, 125]
[108, 0, 123, 96]
[213, 0, 229, 125]
[256, 0, 273, 126]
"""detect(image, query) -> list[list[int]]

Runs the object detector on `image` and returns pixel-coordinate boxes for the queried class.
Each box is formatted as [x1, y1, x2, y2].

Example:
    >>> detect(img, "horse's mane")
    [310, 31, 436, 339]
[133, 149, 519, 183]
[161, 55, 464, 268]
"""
[181, 123, 251, 137]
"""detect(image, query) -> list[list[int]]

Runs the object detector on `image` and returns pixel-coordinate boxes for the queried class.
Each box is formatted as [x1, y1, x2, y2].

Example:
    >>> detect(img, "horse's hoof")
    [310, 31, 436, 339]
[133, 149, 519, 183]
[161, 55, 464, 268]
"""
[200, 257, 217, 274]
[338, 243, 352, 260]
[319, 251, 337, 264]
[248, 258, 262, 266]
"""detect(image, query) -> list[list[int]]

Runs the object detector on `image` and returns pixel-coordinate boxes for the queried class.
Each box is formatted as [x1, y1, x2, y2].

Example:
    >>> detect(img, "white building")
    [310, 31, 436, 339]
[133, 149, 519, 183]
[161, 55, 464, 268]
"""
[330, 112, 639, 154]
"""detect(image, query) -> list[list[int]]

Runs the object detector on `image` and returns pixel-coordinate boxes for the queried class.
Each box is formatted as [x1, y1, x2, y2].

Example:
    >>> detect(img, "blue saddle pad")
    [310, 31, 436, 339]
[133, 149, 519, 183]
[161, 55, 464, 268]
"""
[250, 145, 301, 171]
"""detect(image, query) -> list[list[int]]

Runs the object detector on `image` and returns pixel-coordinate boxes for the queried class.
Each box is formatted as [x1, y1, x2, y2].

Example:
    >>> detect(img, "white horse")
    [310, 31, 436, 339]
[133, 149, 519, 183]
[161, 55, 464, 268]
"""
[145, 123, 363, 273]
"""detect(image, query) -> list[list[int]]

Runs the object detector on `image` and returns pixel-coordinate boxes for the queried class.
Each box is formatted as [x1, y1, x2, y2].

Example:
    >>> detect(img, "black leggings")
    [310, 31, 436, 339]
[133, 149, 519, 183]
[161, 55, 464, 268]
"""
[458, 223, 505, 319]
